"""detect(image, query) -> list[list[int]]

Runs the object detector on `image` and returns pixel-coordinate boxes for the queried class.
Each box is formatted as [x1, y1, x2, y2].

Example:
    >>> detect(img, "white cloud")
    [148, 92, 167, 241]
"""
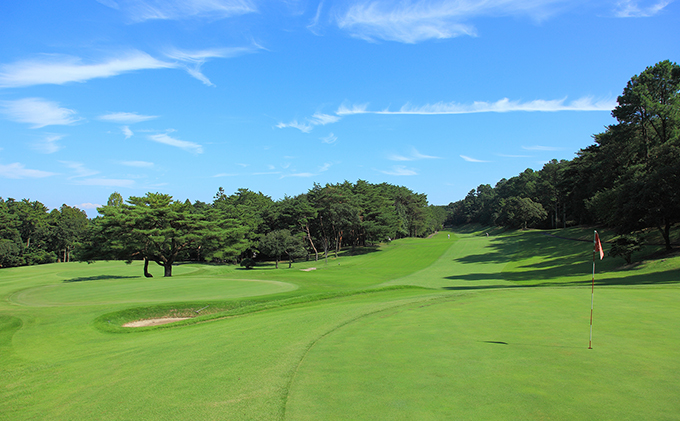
[379, 165, 418, 176]
[60, 161, 100, 178]
[276, 120, 313, 133]
[120, 160, 154, 168]
[99, 112, 158, 124]
[32, 134, 66, 154]
[319, 162, 332, 172]
[308, 1, 325, 34]
[277, 112, 342, 133]
[336, 103, 369, 116]
[460, 155, 489, 163]
[0, 52, 174, 88]
[321, 133, 338, 144]
[165, 46, 260, 86]
[281, 172, 315, 178]
[98, 0, 256, 23]
[376, 97, 616, 114]
[310, 113, 341, 125]
[614, 0, 671, 17]
[252, 171, 282, 175]
[72, 178, 135, 187]
[148, 133, 204, 153]
[335, 0, 571, 43]
[122, 126, 134, 138]
[411, 148, 440, 159]
[1, 98, 81, 128]
[0, 162, 58, 179]
[76, 202, 102, 210]
[389, 147, 440, 161]
[0, 45, 260, 88]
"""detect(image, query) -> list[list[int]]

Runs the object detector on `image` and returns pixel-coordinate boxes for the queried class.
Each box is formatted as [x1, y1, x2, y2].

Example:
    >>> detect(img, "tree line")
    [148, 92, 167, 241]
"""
[0, 198, 89, 267]
[445, 60, 680, 250]
[1, 181, 446, 274]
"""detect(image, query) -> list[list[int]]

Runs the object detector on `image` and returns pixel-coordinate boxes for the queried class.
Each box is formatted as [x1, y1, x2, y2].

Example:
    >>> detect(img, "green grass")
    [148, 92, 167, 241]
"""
[1, 228, 679, 420]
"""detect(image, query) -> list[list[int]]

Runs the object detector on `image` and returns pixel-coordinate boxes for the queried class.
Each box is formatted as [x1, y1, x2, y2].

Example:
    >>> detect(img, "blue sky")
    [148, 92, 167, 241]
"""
[1, 0, 678, 217]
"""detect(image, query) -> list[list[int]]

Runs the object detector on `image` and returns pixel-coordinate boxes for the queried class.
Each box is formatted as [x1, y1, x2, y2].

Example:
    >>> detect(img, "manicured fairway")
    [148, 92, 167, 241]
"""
[286, 287, 680, 420]
[1, 229, 679, 420]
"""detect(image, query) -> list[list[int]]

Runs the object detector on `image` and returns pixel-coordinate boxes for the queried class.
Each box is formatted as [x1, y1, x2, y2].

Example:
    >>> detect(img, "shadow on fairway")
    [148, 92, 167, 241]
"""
[448, 229, 680, 288]
[63, 275, 139, 283]
[443, 268, 680, 290]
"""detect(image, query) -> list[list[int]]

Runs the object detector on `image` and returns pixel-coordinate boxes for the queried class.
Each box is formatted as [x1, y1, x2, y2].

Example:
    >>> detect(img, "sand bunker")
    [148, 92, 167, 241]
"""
[123, 317, 190, 327]
[300, 267, 317, 272]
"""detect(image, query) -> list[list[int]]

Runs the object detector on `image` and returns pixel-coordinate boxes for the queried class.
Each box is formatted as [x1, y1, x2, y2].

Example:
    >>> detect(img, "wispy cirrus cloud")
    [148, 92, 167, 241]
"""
[148, 133, 203, 153]
[164, 45, 261, 86]
[120, 160, 154, 168]
[522, 145, 563, 151]
[388, 147, 440, 161]
[379, 165, 418, 176]
[0, 162, 58, 179]
[460, 155, 489, 163]
[613, 0, 672, 17]
[97, 0, 256, 23]
[340, 97, 616, 115]
[276, 120, 313, 133]
[281, 172, 316, 178]
[0, 51, 173, 88]
[0, 46, 258, 88]
[1, 98, 82, 128]
[99, 112, 158, 124]
[335, 0, 572, 43]
[277, 112, 341, 133]
[122, 126, 134, 138]
[321, 133, 338, 144]
[284, 96, 613, 134]
[60, 161, 100, 179]
[32, 134, 66, 154]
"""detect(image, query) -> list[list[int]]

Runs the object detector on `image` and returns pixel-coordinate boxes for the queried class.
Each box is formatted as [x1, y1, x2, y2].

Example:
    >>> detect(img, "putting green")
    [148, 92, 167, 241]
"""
[285, 286, 680, 420]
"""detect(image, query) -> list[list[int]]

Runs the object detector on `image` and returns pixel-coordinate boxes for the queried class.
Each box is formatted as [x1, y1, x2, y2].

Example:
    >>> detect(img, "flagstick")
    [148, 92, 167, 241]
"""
[589, 257, 595, 349]
[589, 230, 596, 349]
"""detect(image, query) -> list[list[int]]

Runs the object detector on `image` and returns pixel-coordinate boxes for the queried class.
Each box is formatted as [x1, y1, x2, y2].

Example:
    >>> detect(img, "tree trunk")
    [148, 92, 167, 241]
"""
[275, 258, 279, 269]
[164, 263, 173, 277]
[323, 238, 328, 264]
[144, 258, 153, 277]
[303, 223, 319, 262]
[658, 221, 672, 251]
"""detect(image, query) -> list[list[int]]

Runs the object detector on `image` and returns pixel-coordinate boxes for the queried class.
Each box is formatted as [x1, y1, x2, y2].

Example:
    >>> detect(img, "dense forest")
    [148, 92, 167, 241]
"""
[446, 60, 679, 251]
[1, 181, 446, 274]
[1, 60, 678, 272]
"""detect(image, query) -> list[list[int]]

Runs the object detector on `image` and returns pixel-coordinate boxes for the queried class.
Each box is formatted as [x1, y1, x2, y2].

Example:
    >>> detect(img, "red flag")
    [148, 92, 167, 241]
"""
[594, 231, 604, 260]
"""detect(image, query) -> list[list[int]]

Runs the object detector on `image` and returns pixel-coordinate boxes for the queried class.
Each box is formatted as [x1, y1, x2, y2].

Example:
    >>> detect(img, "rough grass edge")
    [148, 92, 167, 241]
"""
[92, 285, 431, 333]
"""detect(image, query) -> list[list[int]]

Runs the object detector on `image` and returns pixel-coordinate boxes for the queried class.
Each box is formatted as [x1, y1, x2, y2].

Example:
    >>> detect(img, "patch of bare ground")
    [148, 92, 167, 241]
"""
[123, 317, 190, 327]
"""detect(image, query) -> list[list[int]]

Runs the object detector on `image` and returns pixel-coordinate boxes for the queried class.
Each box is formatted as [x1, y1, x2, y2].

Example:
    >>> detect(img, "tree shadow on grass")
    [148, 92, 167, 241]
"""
[63, 275, 139, 283]
[446, 229, 680, 289]
[442, 268, 680, 290]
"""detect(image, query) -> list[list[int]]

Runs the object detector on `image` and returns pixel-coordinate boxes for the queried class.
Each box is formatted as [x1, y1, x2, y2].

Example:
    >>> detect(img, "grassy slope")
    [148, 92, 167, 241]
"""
[1, 228, 679, 420]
